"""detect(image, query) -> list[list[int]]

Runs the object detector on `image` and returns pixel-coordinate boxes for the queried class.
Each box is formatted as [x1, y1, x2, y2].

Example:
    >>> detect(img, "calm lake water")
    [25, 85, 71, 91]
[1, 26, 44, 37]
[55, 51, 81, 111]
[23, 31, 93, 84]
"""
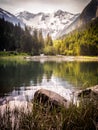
[0, 59, 98, 104]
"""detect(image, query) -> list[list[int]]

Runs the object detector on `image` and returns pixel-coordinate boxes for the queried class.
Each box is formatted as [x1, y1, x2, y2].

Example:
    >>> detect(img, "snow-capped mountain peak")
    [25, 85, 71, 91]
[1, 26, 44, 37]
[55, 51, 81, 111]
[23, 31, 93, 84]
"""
[16, 10, 79, 39]
[16, 11, 35, 20]
[0, 8, 25, 28]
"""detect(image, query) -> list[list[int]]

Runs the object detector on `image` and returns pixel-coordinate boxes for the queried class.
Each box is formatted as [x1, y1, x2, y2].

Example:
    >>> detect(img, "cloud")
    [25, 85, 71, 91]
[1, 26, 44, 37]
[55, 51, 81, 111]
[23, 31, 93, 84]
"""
[0, 0, 91, 14]
[0, 0, 90, 4]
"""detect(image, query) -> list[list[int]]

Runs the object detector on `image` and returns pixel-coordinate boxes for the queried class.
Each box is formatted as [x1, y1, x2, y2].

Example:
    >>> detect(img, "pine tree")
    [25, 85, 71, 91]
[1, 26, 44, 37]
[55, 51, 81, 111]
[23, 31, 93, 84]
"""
[38, 30, 44, 46]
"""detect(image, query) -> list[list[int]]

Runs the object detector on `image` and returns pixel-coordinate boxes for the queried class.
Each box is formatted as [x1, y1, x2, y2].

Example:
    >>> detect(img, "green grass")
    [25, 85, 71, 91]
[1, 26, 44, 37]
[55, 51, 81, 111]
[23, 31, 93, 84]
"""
[0, 51, 29, 63]
[0, 97, 98, 130]
[0, 51, 28, 60]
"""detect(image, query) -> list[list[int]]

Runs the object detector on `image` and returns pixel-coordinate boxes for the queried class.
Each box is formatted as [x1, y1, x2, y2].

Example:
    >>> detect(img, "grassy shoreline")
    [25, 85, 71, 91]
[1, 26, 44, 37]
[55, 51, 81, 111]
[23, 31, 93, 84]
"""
[0, 55, 25, 60]
[0, 97, 98, 130]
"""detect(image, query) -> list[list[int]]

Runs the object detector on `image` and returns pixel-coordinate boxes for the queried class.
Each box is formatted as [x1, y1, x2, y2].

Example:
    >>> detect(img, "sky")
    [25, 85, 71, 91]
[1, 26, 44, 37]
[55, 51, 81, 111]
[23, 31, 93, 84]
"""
[0, 0, 91, 14]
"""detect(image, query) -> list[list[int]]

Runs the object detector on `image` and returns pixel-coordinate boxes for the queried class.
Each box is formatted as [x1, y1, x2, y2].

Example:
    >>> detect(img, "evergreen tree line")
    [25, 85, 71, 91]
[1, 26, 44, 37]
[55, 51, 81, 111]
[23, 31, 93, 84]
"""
[0, 18, 52, 55]
[0, 18, 54, 55]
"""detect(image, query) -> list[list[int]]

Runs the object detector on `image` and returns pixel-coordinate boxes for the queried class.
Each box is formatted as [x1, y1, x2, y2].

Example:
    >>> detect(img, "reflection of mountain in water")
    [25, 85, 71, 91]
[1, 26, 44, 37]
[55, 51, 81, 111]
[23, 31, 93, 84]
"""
[0, 60, 98, 101]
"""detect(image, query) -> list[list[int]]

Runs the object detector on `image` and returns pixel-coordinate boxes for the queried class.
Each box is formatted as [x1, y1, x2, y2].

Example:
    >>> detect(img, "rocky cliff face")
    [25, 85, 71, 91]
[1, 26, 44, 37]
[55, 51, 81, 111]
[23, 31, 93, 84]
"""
[79, 0, 98, 23]
[58, 0, 98, 38]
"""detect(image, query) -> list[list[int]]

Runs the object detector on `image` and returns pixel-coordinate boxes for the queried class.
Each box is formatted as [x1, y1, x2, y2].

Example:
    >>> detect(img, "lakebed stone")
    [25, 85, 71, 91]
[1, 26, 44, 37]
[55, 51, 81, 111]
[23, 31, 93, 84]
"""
[34, 89, 69, 108]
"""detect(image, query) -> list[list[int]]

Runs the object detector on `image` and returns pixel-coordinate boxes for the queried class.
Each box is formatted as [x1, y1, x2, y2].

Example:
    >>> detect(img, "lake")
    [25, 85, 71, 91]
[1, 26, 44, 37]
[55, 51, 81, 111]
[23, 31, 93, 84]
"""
[0, 58, 98, 104]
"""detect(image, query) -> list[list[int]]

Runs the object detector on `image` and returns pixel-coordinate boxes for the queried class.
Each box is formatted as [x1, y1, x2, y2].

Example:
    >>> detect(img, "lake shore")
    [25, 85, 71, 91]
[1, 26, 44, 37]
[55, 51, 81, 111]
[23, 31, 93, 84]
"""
[0, 55, 98, 62]
[24, 55, 98, 62]
[0, 55, 98, 129]
[0, 86, 98, 130]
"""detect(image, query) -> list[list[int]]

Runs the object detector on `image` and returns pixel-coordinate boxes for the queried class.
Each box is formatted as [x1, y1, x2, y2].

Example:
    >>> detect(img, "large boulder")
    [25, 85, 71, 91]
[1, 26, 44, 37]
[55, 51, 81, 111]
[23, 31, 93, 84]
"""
[34, 89, 69, 108]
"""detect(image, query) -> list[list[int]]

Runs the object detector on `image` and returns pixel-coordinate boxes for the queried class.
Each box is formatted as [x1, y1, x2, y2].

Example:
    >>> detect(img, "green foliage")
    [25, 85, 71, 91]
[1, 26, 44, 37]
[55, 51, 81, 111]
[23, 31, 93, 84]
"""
[1, 17, 98, 56]
[43, 45, 55, 55]
[43, 33, 54, 55]
[0, 51, 16, 56]
[53, 40, 66, 55]
[54, 18, 98, 56]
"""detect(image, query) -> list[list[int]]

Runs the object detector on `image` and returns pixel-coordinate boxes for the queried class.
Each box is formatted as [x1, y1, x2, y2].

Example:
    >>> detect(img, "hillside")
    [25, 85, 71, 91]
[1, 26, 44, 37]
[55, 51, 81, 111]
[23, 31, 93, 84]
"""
[0, 8, 25, 28]
[58, 0, 98, 38]
[54, 17, 98, 56]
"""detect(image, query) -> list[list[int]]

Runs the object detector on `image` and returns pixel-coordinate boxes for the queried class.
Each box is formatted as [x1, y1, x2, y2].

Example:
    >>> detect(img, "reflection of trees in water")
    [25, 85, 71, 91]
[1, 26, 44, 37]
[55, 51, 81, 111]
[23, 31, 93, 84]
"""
[0, 61, 44, 94]
[43, 62, 54, 81]
[0, 60, 98, 96]
[53, 62, 98, 89]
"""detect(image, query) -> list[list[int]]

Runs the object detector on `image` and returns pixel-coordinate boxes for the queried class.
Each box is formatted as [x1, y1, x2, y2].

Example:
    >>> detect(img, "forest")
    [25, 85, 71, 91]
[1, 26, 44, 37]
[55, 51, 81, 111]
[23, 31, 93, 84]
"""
[0, 18, 44, 55]
[0, 17, 98, 56]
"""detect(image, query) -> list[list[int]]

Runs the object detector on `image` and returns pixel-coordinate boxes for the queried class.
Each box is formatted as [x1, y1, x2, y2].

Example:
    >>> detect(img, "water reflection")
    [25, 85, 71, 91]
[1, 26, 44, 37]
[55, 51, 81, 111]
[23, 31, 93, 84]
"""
[0, 60, 98, 104]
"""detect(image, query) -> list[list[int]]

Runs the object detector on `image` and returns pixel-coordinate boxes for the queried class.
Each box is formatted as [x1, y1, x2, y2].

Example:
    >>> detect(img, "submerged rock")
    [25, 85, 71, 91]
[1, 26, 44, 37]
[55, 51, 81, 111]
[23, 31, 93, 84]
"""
[34, 89, 69, 108]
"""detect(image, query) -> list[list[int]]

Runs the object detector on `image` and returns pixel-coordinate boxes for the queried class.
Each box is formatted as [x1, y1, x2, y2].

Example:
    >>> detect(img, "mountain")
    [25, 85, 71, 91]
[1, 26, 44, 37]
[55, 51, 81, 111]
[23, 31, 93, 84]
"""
[0, 8, 25, 28]
[16, 10, 79, 39]
[58, 0, 98, 38]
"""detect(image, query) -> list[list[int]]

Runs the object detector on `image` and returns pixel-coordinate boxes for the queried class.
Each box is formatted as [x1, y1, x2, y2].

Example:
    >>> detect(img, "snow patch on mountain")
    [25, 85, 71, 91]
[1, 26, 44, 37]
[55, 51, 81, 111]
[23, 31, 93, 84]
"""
[16, 10, 79, 39]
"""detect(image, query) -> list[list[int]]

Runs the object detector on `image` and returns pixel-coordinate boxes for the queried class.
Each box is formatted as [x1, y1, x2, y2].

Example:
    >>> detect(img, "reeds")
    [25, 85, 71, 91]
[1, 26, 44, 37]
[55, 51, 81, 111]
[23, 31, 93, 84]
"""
[0, 97, 98, 130]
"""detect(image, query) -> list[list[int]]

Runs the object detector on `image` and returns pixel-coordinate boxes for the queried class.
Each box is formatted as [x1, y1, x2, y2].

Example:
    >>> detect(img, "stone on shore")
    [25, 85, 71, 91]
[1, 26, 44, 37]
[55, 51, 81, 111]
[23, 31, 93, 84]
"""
[78, 85, 98, 99]
[34, 89, 69, 108]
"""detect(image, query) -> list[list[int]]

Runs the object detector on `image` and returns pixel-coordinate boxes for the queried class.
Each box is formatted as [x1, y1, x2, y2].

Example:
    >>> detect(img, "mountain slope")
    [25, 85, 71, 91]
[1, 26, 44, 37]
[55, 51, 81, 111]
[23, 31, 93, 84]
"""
[55, 17, 98, 56]
[58, 0, 98, 38]
[16, 10, 79, 39]
[0, 8, 25, 28]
